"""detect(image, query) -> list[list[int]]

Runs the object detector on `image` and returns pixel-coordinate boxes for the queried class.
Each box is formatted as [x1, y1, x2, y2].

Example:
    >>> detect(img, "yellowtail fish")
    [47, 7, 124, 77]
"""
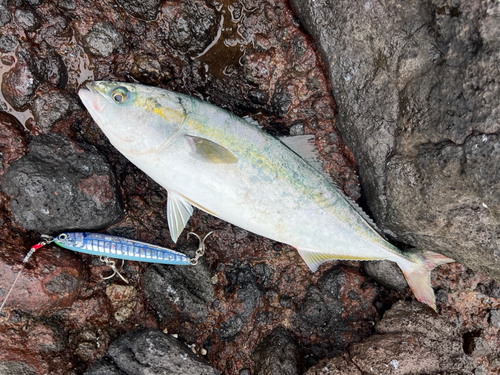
[78, 81, 453, 310]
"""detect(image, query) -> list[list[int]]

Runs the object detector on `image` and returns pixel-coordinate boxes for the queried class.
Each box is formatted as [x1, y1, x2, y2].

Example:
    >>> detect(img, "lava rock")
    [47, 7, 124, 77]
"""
[219, 263, 264, 341]
[1, 133, 124, 233]
[32, 88, 81, 133]
[116, 0, 162, 21]
[0, 112, 28, 183]
[57, 0, 76, 11]
[83, 23, 124, 58]
[363, 260, 408, 291]
[304, 354, 362, 375]
[299, 286, 330, 327]
[27, 318, 66, 352]
[1, 51, 40, 109]
[0, 33, 18, 53]
[30, 48, 68, 88]
[0, 361, 38, 375]
[490, 310, 500, 328]
[0, 4, 11, 27]
[14, 8, 40, 31]
[84, 358, 125, 375]
[247, 89, 269, 105]
[167, 0, 217, 54]
[130, 55, 171, 85]
[348, 300, 473, 374]
[94, 329, 221, 375]
[142, 243, 215, 324]
[252, 327, 302, 375]
[270, 84, 292, 117]
[291, 0, 500, 281]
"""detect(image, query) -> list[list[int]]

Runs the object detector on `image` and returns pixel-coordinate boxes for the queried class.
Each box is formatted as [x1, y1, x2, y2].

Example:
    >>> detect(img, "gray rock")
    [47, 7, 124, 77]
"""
[83, 23, 124, 58]
[1, 133, 124, 233]
[0, 361, 38, 375]
[57, 0, 76, 11]
[167, 0, 217, 54]
[270, 84, 292, 117]
[363, 260, 408, 291]
[0, 5, 11, 27]
[14, 8, 40, 31]
[103, 329, 220, 375]
[0, 34, 18, 53]
[489, 309, 500, 328]
[28, 47, 68, 88]
[32, 88, 81, 132]
[130, 55, 171, 85]
[142, 242, 215, 324]
[116, 0, 162, 21]
[348, 300, 473, 374]
[291, 0, 500, 281]
[84, 358, 125, 375]
[252, 327, 302, 375]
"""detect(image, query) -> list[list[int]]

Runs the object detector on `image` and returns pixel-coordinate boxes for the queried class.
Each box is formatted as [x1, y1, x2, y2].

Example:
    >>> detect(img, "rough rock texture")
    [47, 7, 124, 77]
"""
[0, 112, 27, 183]
[252, 327, 302, 375]
[32, 87, 81, 133]
[86, 329, 220, 375]
[2, 133, 124, 233]
[290, 0, 500, 281]
[363, 260, 408, 291]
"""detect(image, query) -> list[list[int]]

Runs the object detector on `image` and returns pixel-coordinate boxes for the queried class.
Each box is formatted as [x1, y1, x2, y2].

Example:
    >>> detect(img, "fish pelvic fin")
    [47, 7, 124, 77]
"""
[398, 250, 454, 311]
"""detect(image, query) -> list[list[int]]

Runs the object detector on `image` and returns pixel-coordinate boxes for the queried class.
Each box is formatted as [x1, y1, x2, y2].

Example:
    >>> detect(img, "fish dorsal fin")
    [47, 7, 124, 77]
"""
[166, 190, 193, 243]
[342, 195, 385, 238]
[279, 135, 324, 173]
[186, 135, 238, 164]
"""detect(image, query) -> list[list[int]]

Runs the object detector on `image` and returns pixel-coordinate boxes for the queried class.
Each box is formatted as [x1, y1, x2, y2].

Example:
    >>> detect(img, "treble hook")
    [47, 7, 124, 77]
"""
[187, 231, 213, 265]
[99, 256, 129, 284]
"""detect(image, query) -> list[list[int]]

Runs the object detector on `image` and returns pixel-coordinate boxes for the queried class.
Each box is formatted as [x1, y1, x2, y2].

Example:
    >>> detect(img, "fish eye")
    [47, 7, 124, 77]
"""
[111, 87, 129, 104]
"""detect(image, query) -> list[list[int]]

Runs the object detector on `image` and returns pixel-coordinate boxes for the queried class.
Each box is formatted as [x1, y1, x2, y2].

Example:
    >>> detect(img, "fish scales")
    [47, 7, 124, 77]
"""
[79, 81, 454, 310]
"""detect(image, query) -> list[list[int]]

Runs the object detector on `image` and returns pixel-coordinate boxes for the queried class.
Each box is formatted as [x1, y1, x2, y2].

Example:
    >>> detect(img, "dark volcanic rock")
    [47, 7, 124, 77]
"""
[0, 361, 38, 375]
[130, 55, 171, 85]
[1, 133, 124, 233]
[142, 243, 215, 324]
[14, 8, 40, 31]
[0, 5, 11, 27]
[0, 33, 18, 53]
[290, 0, 500, 281]
[0, 112, 27, 183]
[84, 358, 124, 375]
[363, 260, 408, 291]
[83, 23, 124, 58]
[116, 0, 162, 21]
[95, 329, 221, 375]
[32, 88, 81, 133]
[167, 0, 217, 54]
[252, 327, 302, 375]
[1, 51, 40, 109]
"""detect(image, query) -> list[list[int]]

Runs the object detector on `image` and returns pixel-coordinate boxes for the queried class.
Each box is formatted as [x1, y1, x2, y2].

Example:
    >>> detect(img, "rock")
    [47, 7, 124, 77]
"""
[130, 55, 171, 85]
[348, 300, 473, 374]
[31, 47, 68, 88]
[0, 33, 18, 53]
[0, 361, 38, 375]
[304, 355, 362, 375]
[247, 89, 269, 105]
[489, 309, 500, 328]
[299, 286, 330, 327]
[270, 84, 292, 117]
[116, 0, 162, 21]
[57, 0, 76, 11]
[0, 112, 28, 184]
[363, 260, 408, 291]
[1, 133, 124, 233]
[1, 51, 40, 109]
[26, 318, 66, 352]
[290, 0, 500, 281]
[31, 88, 81, 133]
[83, 23, 124, 58]
[167, 0, 217, 54]
[99, 329, 221, 375]
[0, 5, 11, 27]
[219, 263, 264, 341]
[252, 327, 302, 375]
[84, 358, 124, 375]
[14, 8, 40, 31]
[142, 242, 215, 324]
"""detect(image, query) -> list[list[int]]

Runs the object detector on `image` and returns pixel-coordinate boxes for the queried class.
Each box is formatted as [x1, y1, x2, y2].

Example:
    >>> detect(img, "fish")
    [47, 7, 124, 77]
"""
[78, 81, 454, 311]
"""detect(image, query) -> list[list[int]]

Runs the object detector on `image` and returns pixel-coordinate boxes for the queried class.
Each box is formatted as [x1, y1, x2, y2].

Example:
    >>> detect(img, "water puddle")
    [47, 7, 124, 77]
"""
[195, 0, 254, 77]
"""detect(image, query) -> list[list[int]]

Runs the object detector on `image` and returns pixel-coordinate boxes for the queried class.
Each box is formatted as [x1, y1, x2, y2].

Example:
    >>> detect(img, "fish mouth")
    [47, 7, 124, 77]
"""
[78, 82, 108, 114]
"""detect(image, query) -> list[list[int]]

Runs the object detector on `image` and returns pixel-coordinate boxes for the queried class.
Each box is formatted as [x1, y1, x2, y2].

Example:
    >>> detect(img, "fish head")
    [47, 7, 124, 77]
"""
[78, 81, 187, 156]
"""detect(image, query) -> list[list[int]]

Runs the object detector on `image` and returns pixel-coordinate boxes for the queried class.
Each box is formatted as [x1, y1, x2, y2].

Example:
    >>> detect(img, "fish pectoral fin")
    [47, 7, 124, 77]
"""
[166, 190, 194, 243]
[297, 248, 374, 272]
[186, 135, 238, 164]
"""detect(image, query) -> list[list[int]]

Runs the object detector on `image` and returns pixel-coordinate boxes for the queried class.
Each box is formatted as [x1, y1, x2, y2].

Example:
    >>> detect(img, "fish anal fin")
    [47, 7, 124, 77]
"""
[297, 248, 374, 272]
[167, 190, 193, 243]
[186, 135, 238, 164]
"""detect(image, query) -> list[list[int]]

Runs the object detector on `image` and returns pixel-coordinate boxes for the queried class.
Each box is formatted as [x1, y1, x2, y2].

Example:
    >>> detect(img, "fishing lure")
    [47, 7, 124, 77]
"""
[0, 231, 212, 313]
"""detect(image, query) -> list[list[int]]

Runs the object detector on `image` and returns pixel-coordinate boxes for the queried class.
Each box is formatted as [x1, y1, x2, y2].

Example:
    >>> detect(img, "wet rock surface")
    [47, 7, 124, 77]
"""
[0, 0, 499, 374]
[290, 0, 500, 281]
[2, 133, 124, 233]
[86, 329, 220, 375]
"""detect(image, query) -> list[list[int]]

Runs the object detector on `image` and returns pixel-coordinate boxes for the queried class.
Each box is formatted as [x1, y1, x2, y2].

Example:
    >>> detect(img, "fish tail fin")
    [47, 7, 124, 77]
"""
[397, 250, 454, 311]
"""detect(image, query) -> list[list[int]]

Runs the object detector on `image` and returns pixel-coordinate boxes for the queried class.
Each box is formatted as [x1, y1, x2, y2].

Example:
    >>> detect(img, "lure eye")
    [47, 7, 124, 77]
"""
[111, 87, 130, 104]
